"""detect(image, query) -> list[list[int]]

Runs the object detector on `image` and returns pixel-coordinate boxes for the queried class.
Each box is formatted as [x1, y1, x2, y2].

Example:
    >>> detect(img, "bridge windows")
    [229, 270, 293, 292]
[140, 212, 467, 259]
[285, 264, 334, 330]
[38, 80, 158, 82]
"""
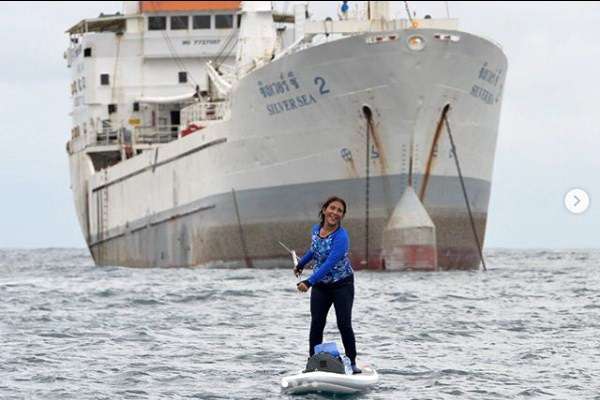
[170, 15, 188, 30]
[147, 14, 238, 31]
[215, 14, 234, 29]
[193, 15, 211, 29]
[148, 16, 166, 31]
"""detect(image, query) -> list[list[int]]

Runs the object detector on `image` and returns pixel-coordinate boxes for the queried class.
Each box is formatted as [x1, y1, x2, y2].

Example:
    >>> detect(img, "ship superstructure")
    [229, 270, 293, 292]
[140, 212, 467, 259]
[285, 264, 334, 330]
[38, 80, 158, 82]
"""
[65, 1, 507, 269]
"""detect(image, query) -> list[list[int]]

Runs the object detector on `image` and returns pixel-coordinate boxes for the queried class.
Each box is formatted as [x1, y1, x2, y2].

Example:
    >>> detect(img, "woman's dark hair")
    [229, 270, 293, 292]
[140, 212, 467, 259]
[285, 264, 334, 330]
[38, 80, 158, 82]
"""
[319, 196, 347, 227]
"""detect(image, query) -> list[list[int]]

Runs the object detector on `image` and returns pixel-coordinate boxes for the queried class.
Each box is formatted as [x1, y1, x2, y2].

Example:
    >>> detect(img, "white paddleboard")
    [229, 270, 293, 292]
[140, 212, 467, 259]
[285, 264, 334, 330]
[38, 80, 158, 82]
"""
[281, 366, 378, 395]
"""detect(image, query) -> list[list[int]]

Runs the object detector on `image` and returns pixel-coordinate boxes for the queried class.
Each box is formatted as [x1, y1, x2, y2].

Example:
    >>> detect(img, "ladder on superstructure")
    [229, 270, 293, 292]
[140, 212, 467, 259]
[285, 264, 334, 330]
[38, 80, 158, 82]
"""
[97, 170, 109, 242]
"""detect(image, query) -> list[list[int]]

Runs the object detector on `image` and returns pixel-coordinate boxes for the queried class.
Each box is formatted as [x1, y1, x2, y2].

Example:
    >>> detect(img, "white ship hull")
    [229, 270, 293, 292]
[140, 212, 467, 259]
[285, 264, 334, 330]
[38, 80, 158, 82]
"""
[70, 29, 507, 269]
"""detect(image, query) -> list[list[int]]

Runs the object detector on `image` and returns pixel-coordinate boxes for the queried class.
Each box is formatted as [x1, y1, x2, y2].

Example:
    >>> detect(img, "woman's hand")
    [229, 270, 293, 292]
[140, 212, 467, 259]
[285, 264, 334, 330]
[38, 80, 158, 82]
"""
[297, 281, 310, 292]
[293, 266, 303, 278]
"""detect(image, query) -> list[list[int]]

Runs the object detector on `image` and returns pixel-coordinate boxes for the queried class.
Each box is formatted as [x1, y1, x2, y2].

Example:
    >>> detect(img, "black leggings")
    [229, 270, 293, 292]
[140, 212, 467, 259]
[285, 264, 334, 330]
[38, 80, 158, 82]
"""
[309, 279, 357, 364]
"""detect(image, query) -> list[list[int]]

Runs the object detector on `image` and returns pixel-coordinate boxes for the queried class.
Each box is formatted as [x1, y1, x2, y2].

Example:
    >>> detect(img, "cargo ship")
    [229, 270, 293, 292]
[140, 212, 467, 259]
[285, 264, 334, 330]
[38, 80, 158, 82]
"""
[65, 1, 507, 269]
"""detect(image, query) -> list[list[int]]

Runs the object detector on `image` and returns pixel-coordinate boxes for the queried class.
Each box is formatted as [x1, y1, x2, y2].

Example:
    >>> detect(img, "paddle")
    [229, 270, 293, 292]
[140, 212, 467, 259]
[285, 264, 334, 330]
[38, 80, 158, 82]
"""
[278, 241, 299, 267]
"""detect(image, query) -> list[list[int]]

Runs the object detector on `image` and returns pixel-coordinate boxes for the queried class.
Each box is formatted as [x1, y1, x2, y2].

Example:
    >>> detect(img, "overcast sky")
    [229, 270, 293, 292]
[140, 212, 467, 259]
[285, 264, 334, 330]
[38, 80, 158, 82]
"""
[0, 1, 598, 249]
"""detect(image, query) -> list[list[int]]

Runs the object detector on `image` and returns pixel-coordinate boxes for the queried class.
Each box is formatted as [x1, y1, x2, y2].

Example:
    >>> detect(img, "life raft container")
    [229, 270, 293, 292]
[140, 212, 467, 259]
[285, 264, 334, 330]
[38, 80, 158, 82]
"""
[181, 123, 204, 137]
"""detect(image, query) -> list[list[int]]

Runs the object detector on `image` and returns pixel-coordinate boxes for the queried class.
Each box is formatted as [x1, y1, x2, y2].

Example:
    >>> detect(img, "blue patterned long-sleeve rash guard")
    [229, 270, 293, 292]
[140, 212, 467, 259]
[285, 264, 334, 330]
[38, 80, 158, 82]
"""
[297, 224, 353, 286]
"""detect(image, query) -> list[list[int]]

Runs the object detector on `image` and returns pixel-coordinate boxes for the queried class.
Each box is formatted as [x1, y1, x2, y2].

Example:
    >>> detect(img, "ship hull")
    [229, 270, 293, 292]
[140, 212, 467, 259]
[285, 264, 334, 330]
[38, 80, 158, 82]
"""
[89, 173, 490, 269]
[73, 29, 507, 269]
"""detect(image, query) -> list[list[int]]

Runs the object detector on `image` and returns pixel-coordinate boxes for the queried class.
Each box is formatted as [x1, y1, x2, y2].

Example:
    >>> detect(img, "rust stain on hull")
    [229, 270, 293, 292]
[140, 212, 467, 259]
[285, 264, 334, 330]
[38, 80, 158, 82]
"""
[420, 104, 450, 202]
[367, 118, 387, 175]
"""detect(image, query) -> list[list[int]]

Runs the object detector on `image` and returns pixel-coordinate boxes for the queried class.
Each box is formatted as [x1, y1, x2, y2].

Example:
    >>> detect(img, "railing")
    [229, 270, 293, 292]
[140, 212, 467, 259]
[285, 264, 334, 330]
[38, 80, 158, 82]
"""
[94, 125, 180, 146]
[95, 128, 120, 145]
[181, 101, 230, 125]
[135, 125, 179, 144]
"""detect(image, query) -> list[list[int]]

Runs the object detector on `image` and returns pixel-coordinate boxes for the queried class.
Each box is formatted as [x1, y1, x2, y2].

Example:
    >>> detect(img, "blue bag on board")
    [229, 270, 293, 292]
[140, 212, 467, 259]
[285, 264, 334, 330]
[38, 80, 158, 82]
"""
[314, 342, 340, 357]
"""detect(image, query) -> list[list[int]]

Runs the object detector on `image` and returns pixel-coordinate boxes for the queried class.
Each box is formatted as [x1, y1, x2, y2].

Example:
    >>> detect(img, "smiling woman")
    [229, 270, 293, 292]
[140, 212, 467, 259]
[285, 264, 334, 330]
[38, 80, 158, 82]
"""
[294, 196, 361, 374]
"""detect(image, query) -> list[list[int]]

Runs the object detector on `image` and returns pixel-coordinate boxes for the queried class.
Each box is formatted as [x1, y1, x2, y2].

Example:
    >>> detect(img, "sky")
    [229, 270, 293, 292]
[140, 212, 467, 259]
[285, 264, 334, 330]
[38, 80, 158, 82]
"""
[0, 1, 598, 249]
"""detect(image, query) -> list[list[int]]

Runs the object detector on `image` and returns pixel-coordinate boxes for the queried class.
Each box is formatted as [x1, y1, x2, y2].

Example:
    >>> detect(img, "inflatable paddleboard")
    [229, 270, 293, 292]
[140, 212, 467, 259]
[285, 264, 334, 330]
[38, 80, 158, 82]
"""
[281, 366, 378, 394]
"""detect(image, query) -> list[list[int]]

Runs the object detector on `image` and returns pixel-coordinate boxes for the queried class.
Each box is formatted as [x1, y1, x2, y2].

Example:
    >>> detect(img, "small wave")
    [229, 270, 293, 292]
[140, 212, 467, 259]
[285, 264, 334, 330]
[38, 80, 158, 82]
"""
[1, 282, 37, 289]
[28, 305, 53, 312]
[430, 329, 476, 338]
[443, 294, 489, 301]
[442, 388, 464, 396]
[223, 275, 254, 281]
[21, 356, 51, 364]
[115, 389, 149, 396]
[405, 332, 442, 343]
[517, 388, 555, 396]
[378, 368, 432, 376]
[390, 293, 420, 303]
[37, 332, 77, 339]
[573, 287, 593, 295]
[219, 289, 259, 298]
[170, 293, 215, 303]
[130, 298, 164, 306]
[439, 368, 470, 376]
[95, 289, 117, 298]
[31, 374, 68, 383]
[519, 352, 549, 360]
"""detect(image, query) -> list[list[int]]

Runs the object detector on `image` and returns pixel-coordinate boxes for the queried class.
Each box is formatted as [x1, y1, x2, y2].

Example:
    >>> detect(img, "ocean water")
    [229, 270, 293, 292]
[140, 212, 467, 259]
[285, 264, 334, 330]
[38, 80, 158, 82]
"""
[1, 248, 599, 399]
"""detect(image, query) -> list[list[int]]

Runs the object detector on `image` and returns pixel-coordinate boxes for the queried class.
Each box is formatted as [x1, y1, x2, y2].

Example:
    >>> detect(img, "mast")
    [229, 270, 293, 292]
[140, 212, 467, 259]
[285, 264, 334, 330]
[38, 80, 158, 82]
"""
[235, 1, 276, 75]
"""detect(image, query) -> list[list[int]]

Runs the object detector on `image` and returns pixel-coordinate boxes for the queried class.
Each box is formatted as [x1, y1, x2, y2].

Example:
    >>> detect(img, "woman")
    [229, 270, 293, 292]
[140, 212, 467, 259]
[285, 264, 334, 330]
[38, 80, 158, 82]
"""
[295, 196, 361, 374]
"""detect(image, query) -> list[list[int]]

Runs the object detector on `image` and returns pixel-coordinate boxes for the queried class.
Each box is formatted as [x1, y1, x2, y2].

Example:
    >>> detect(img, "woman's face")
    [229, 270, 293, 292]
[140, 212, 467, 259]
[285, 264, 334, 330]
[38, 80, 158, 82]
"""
[323, 201, 345, 227]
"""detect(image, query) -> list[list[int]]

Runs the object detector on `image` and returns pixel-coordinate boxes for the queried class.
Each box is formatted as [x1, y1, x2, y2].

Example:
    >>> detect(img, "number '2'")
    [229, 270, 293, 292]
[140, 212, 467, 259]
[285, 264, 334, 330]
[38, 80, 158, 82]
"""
[314, 77, 330, 95]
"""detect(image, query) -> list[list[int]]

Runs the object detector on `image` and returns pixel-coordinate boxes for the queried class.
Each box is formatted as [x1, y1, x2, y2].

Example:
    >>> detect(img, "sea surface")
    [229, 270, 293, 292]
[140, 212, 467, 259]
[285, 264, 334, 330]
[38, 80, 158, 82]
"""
[1, 248, 599, 399]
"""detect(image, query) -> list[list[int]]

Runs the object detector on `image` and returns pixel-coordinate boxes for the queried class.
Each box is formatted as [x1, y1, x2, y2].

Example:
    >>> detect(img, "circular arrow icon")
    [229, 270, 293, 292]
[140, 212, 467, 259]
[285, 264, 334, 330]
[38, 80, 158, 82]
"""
[564, 188, 590, 214]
